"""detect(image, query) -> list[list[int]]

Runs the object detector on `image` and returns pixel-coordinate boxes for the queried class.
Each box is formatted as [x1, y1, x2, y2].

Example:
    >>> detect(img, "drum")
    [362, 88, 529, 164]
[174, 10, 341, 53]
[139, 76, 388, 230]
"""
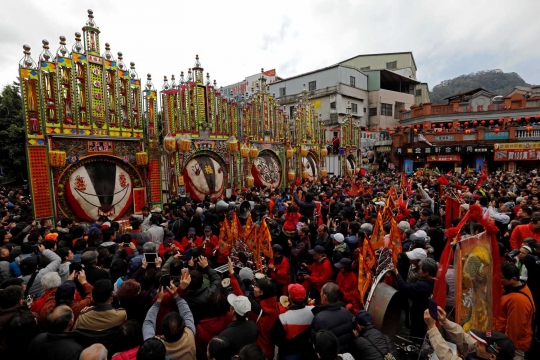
[365, 270, 403, 340]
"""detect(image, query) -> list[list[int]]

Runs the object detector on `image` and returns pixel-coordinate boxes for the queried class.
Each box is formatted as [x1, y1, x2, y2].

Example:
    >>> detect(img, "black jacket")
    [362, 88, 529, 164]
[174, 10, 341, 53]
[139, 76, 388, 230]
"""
[84, 265, 110, 285]
[219, 319, 258, 355]
[184, 266, 222, 324]
[294, 192, 316, 221]
[426, 227, 445, 261]
[351, 325, 398, 360]
[311, 302, 354, 353]
[396, 274, 434, 339]
[28, 332, 83, 360]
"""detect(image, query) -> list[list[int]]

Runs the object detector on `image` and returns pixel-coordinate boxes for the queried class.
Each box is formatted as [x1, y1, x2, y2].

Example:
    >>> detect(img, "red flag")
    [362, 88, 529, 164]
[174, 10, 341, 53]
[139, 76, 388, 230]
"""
[475, 168, 488, 190]
[445, 195, 461, 230]
[370, 211, 385, 250]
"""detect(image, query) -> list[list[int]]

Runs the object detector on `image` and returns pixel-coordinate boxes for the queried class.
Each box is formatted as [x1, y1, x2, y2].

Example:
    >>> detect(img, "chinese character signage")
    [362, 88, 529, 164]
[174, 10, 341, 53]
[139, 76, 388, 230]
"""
[87, 141, 114, 153]
[133, 188, 146, 214]
[427, 155, 461, 162]
[434, 135, 454, 141]
[484, 131, 509, 140]
[494, 142, 540, 150]
[494, 149, 540, 161]
[395, 145, 490, 156]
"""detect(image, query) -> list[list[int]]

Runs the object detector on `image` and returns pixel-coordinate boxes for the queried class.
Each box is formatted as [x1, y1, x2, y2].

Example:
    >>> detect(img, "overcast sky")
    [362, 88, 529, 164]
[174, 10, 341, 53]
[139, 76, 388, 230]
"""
[2, 0, 539, 94]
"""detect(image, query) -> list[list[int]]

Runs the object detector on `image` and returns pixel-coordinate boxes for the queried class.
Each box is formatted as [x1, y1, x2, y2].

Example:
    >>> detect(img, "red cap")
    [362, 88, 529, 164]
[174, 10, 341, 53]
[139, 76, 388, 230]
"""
[288, 283, 306, 303]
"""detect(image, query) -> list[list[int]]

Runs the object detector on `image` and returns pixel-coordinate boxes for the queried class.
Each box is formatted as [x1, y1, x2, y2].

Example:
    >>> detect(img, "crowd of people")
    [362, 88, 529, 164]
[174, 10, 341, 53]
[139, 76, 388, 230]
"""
[1, 167, 540, 360]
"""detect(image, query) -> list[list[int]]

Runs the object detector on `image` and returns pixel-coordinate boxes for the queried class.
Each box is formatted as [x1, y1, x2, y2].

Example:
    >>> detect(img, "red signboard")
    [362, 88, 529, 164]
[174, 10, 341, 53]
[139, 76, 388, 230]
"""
[133, 188, 146, 214]
[427, 155, 461, 162]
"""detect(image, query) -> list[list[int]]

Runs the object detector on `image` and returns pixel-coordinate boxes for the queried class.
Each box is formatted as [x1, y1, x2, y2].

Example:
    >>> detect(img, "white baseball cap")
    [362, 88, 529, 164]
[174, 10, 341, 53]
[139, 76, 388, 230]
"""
[410, 230, 427, 241]
[239, 267, 254, 281]
[406, 248, 428, 261]
[331, 233, 345, 243]
[227, 294, 251, 316]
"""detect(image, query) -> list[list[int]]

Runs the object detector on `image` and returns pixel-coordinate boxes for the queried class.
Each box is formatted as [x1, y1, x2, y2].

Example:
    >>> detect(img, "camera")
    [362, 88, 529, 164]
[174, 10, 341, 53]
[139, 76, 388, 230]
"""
[505, 249, 520, 262]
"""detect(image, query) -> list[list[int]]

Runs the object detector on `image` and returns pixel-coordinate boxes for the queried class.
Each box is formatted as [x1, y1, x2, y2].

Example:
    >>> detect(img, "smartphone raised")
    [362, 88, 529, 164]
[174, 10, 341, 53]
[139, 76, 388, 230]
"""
[159, 274, 171, 287]
[144, 253, 157, 263]
[428, 299, 438, 320]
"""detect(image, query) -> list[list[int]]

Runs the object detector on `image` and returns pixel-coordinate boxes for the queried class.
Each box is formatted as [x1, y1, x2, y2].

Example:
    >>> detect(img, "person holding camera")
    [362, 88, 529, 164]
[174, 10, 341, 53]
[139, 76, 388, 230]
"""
[424, 306, 515, 360]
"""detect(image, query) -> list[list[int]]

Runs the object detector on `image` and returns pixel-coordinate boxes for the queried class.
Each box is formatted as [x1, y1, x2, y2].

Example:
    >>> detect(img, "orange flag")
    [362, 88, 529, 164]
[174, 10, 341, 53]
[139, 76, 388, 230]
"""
[258, 219, 273, 259]
[370, 211, 385, 250]
[218, 216, 231, 255]
[389, 218, 402, 265]
[357, 254, 373, 302]
[362, 238, 377, 270]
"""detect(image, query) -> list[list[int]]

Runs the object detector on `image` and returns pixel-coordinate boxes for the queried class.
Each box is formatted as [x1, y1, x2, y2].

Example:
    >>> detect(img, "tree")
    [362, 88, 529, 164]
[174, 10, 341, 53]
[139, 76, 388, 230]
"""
[0, 81, 28, 183]
[429, 69, 533, 104]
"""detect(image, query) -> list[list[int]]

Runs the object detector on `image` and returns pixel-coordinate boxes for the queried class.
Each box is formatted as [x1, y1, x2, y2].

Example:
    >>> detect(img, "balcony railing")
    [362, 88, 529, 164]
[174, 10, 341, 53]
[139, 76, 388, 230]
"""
[400, 101, 539, 121]
[516, 127, 540, 140]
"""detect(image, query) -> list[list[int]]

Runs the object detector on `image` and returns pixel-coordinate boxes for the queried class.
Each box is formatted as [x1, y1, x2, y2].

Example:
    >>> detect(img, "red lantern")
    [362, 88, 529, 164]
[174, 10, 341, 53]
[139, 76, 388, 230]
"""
[413, 129, 418, 134]
[400, 126, 405, 129]
[408, 125, 413, 129]
[424, 124, 429, 129]
[498, 119, 503, 124]
[535, 115, 539, 120]
[448, 122, 452, 127]
[439, 123, 444, 128]
[465, 129, 471, 134]
[526, 116, 530, 121]
[389, 131, 394, 135]
[394, 126, 397, 130]
[415, 124, 420, 129]
[527, 126, 533, 132]
[431, 124, 436, 128]
[464, 122, 469, 126]
[494, 128, 500, 134]
[379, 127, 383, 131]
[372, 127, 376, 131]
[489, 120, 494, 125]
[386, 126, 390, 130]
[472, 120, 478, 126]
[436, 128, 442, 133]
[481, 121, 486, 125]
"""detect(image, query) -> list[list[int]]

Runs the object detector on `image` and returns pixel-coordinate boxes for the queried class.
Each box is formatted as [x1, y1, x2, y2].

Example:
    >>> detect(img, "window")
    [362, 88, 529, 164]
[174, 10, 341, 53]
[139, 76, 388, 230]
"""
[308, 81, 316, 91]
[350, 76, 356, 87]
[394, 102, 405, 119]
[351, 103, 358, 114]
[279, 87, 286, 96]
[289, 106, 295, 119]
[368, 107, 377, 116]
[360, 66, 370, 71]
[381, 103, 393, 116]
[386, 61, 397, 70]
[330, 101, 336, 109]
[415, 89, 422, 96]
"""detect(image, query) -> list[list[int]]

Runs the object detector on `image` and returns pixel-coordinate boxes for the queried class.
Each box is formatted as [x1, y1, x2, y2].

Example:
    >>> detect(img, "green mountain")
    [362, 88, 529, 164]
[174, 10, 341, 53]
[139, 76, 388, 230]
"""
[429, 69, 533, 104]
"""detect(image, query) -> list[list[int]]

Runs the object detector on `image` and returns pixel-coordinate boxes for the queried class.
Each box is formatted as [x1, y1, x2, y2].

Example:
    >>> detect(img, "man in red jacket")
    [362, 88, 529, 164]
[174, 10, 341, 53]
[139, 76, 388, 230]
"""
[268, 244, 290, 295]
[180, 227, 200, 251]
[200, 226, 219, 258]
[509, 212, 540, 250]
[301, 245, 333, 298]
[158, 231, 184, 258]
[334, 258, 361, 313]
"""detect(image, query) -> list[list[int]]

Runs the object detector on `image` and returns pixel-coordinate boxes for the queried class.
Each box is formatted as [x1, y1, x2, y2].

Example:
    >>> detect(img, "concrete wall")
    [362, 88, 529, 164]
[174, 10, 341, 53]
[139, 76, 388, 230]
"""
[369, 89, 415, 129]
[415, 83, 431, 104]
[340, 53, 417, 79]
